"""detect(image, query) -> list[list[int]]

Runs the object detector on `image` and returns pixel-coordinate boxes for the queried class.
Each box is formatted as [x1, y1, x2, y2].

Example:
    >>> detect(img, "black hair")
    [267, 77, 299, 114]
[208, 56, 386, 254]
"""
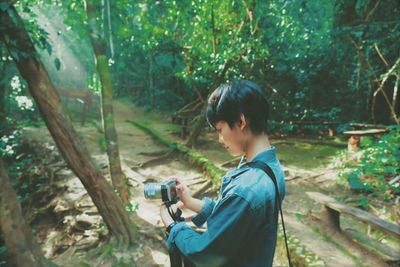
[206, 80, 269, 135]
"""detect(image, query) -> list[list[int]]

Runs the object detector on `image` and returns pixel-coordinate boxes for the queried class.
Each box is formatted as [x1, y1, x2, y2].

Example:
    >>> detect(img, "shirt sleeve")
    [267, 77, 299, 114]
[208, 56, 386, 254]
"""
[191, 197, 216, 227]
[167, 194, 256, 266]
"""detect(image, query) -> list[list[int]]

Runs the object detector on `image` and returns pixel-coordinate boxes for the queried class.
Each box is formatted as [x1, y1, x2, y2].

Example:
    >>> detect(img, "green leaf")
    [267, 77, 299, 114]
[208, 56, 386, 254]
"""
[348, 173, 365, 190]
[54, 58, 61, 70]
[0, 2, 10, 11]
[6, 7, 18, 25]
[46, 43, 52, 55]
[10, 51, 19, 61]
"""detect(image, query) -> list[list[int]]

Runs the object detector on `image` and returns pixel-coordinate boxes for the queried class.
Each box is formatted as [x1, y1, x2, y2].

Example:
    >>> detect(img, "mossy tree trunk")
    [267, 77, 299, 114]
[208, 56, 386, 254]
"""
[0, 158, 56, 267]
[85, 0, 130, 204]
[0, 3, 137, 245]
[0, 62, 8, 128]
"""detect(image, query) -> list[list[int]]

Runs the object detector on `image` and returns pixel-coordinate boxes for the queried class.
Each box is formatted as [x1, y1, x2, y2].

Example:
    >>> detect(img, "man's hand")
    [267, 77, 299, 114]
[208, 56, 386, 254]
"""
[175, 177, 193, 208]
[172, 177, 205, 213]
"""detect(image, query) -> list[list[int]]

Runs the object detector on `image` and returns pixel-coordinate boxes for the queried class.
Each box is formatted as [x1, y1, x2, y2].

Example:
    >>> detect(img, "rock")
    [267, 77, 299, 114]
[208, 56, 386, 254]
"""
[143, 246, 152, 256]
[75, 230, 100, 250]
[52, 199, 73, 214]
[72, 214, 100, 232]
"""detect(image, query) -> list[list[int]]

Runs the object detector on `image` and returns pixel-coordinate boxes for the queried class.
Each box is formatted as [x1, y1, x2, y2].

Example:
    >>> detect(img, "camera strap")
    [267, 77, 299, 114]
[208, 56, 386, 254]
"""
[248, 160, 293, 267]
[167, 205, 185, 223]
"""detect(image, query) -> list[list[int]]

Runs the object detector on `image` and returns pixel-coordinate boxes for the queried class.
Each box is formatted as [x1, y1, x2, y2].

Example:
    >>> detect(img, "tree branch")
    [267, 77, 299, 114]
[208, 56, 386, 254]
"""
[365, 0, 381, 23]
[372, 57, 400, 125]
[374, 43, 400, 80]
[182, 50, 206, 105]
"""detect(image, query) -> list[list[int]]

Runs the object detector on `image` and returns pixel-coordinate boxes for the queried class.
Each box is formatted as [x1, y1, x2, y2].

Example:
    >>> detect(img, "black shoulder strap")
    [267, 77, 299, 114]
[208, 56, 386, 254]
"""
[248, 161, 293, 267]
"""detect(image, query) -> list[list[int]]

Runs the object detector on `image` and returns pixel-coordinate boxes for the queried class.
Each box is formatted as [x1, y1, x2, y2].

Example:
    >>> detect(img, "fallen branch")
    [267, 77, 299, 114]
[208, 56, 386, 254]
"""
[138, 150, 172, 157]
[220, 156, 242, 168]
[371, 56, 400, 125]
[285, 175, 302, 182]
[192, 180, 213, 198]
[186, 176, 206, 186]
[136, 150, 175, 169]
[388, 175, 400, 186]
[128, 120, 225, 185]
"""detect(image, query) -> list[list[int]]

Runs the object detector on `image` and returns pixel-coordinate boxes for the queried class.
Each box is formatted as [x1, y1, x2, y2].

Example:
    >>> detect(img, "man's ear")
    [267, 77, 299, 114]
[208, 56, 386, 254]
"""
[239, 114, 247, 130]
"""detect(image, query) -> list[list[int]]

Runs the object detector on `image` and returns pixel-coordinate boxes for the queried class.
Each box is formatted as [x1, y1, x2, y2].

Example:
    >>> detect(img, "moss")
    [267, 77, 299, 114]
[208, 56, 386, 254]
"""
[128, 120, 224, 185]
[98, 135, 107, 153]
[309, 224, 363, 266]
[275, 225, 326, 266]
[272, 138, 344, 169]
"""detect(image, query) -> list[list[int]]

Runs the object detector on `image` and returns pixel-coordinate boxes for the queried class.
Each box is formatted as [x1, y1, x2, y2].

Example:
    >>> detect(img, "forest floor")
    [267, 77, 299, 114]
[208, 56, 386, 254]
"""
[19, 99, 399, 267]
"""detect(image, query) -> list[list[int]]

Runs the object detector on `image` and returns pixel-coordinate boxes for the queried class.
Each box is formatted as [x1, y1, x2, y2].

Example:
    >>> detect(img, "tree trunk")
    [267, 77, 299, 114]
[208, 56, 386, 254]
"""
[0, 62, 6, 128]
[0, 158, 56, 267]
[85, 0, 130, 204]
[185, 77, 228, 147]
[0, 4, 137, 245]
[185, 105, 207, 147]
[106, 0, 114, 58]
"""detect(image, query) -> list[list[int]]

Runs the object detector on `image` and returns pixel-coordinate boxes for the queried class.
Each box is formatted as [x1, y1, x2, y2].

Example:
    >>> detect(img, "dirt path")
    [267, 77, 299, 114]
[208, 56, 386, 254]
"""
[21, 100, 397, 266]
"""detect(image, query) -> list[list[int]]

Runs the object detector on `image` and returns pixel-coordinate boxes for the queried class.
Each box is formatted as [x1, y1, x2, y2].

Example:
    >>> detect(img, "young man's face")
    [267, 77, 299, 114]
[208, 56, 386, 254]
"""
[215, 120, 245, 156]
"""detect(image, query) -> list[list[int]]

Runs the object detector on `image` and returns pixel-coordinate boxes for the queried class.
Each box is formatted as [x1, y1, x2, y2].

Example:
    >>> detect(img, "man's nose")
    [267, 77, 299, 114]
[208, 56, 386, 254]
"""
[218, 134, 224, 144]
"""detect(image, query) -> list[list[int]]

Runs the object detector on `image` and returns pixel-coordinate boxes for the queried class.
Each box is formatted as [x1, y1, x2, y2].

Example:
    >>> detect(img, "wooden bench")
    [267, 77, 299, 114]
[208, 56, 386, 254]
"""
[343, 128, 389, 152]
[306, 191, 400, 239]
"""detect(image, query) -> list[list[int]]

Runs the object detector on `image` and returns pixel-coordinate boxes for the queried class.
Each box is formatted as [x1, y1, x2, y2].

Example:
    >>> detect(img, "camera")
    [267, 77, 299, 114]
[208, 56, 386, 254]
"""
[144, 180, 179, 206]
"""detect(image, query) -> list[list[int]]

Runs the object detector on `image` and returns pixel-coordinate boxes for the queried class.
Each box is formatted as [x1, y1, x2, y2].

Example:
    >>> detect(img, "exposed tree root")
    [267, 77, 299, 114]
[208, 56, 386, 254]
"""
[192, 181, 213, 198]
[220, 156, 242, 168]
[186, 176, 206, 186]
[135, 150, 175, 168]
[138, 150, 172, 157]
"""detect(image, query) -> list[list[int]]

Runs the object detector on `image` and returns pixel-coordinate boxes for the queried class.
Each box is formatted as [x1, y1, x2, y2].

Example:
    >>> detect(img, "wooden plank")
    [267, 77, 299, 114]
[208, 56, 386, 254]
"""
[306, 191, 400, 238]
[349, 123, 388, 129]
[290, 120, 339, 125]
[343, 129, 389, 136]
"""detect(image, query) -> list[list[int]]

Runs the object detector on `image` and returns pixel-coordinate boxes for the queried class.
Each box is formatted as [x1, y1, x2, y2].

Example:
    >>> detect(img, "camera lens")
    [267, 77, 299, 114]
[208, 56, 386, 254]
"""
[144, 183, 162, 199]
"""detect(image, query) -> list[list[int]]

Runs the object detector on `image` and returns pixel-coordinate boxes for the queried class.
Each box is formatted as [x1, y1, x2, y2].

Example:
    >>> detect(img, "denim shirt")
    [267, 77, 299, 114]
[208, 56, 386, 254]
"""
[167, 146, 286, 267]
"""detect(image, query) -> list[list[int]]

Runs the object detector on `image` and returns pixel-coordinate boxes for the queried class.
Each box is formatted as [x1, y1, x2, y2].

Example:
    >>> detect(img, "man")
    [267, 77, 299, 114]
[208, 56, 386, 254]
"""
[160, 80, 286, 266]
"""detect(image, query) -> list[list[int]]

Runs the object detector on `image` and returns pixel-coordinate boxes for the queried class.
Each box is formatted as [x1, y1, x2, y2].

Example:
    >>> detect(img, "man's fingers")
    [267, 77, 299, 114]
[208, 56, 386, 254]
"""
[176, 201, 184, 209]
[175, 177, 184, 184]
[177, 184, 184, 191]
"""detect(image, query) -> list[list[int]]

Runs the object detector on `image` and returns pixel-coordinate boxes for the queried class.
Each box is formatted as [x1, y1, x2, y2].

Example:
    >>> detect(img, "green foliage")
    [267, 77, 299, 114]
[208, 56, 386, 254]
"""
[0, 128, 62, 265]
[124, 203, 139, 212]
[340, 126, 400, 199]
[355, 196, 370, 209]
[0, 235, 8, 267]
[5, 0, 397, 130]
[98, 135, 107, 153]
[0, 72, 41, 128]
[80, 243, 136, 266]
[1, 132, 53, 192]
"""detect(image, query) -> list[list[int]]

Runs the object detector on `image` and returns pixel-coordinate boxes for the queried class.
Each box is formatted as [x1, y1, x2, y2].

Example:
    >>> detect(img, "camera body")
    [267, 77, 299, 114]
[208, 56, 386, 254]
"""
[144, 180, 179, 206]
